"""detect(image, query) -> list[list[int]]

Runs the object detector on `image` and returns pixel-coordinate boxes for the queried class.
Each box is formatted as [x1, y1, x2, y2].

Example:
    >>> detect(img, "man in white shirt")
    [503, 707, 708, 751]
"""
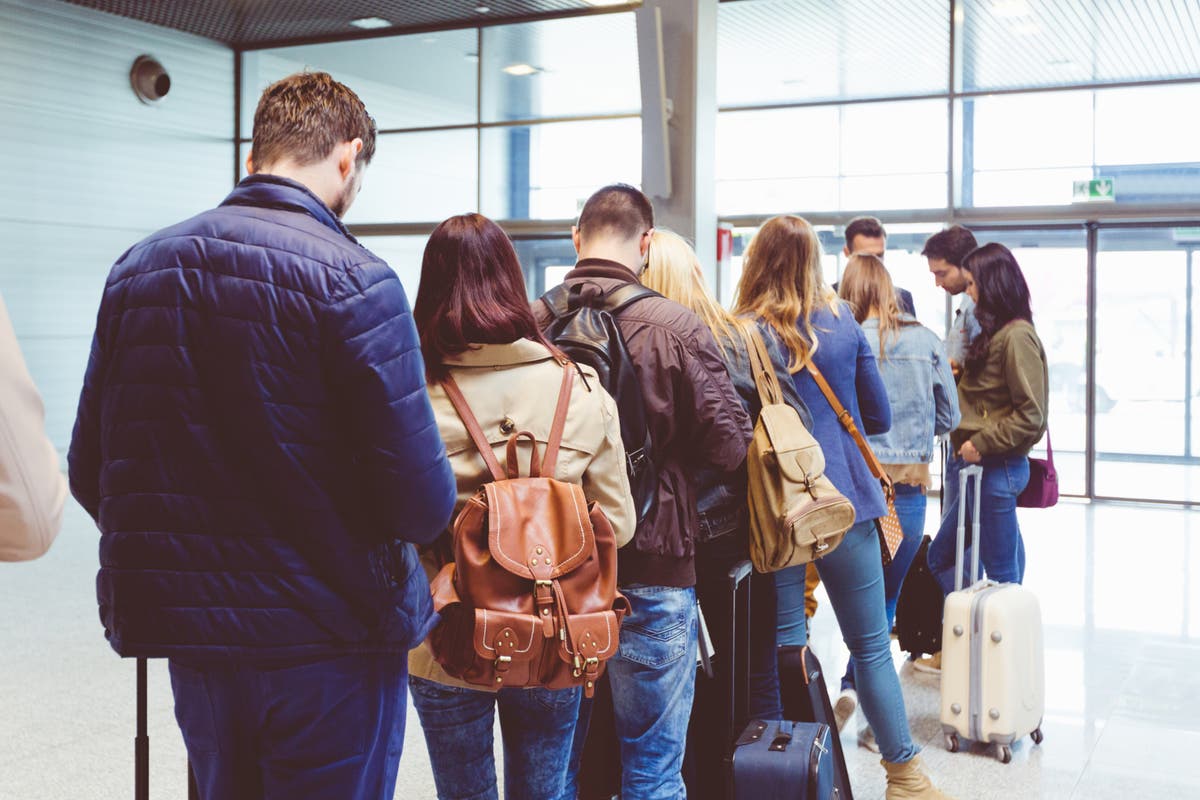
[922, 225, 981, 374]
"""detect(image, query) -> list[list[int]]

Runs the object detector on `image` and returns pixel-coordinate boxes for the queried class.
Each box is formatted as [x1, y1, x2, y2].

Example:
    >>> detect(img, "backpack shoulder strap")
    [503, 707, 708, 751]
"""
[602, 282, 659, 314]
[539, 363, 574, 477]
[541, 283, 571, 319]
[442, 375, 505, 482]
[746, 326, 784, 409]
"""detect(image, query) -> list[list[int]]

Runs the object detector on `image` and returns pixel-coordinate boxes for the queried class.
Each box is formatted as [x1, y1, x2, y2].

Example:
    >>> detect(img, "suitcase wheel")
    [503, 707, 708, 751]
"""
[996, 744, 1013, 764]
[944, 733, 959, 753]
[1031, 727, 1044, 745]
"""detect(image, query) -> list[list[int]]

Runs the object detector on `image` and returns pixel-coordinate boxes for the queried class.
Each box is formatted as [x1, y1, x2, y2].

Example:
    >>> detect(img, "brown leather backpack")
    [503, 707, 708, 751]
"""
[428, 364, 629, 698]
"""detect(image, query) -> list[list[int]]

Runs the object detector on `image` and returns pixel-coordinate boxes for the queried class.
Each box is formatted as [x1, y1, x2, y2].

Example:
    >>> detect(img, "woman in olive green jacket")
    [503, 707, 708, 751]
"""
[926, 243, 1047, 611]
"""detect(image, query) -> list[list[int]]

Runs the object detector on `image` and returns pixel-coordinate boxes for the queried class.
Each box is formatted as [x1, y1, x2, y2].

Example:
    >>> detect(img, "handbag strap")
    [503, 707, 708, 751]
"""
[442, 360, 574, 482]
[745, 326, 784, 409]
[805, 360, 892, 490]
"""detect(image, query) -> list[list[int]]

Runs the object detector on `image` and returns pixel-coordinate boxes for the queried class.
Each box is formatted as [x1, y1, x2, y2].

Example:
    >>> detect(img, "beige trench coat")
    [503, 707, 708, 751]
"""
[408, 339, 634, 688]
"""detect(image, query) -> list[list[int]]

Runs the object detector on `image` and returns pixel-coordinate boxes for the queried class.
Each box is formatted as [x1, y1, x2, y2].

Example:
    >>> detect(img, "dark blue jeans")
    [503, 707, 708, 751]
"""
[842, 483, 926, 691]
[928, 454, 1029, 594]
[169, 654, 407, 800]
[409, 676, 581, 800]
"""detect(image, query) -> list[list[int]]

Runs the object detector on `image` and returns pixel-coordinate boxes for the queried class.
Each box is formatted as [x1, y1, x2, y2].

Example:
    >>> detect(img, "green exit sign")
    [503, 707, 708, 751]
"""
[1073, 178, 1116, 202]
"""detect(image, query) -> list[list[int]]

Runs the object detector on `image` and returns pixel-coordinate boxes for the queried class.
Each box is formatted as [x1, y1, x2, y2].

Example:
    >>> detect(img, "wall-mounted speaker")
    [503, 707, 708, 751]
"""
[130, 55, 170, 104]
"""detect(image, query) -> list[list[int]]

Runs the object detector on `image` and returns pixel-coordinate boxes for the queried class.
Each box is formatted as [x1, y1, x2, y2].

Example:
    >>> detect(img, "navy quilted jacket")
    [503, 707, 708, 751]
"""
[68, 175, 456, 663]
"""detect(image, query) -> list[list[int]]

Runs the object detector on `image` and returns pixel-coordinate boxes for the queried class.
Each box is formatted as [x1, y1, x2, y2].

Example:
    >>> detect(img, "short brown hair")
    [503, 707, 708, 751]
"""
[844, 216, 886, 248]
[250, 72, 377, 172]
[921, 225, 978, 266]
[576, 184, 654, 243]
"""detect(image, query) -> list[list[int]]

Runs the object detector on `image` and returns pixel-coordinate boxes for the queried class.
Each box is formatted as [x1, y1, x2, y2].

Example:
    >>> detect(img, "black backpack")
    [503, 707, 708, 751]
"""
[541, 281, 659, 525]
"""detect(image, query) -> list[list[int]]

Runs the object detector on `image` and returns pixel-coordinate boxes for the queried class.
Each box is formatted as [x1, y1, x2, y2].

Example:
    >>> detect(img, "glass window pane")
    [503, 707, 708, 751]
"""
[481, 14, 639, 123]
[360, 235, 431, 300]
[345, 130, 477, 225]
[481, 118, 640, 221]
[961, 0, 1200, 92]
[718, 0, 950, 106]
[240, 32, 478, 136]
[511, 237, 579, 299]
[717, 100, 947, 215]
[1095, 227, 1194, 501]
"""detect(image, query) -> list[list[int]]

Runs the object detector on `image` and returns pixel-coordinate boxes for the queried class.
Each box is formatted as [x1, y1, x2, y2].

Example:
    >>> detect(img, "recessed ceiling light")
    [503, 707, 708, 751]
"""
[349, 16, 391, 29]
[474, 4, 490, 12]
[503, 63, 540, 76]
[584, 0, 630, 6]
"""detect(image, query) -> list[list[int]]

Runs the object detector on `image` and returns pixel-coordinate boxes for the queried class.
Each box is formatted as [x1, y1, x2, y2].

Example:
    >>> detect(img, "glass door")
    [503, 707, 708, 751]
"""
[1095, 226, 1200, 502]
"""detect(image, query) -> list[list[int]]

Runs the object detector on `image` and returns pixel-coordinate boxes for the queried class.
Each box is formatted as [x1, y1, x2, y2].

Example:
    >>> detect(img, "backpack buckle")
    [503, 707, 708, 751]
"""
[495, 655, 512, 672]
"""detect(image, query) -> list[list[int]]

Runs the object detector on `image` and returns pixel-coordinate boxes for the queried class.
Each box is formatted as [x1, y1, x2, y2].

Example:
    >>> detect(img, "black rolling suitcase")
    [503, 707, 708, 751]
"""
[893, 536, 944, 659]
[726, 562, 834, 799]
[135, 657, 200, 800]
[777, 646, 853, 799]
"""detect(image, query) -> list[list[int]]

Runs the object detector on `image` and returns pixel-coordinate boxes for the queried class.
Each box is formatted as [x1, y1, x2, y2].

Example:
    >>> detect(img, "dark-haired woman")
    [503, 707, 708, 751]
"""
[407, 213, 635, 800]
[920, 243, 1048, 673]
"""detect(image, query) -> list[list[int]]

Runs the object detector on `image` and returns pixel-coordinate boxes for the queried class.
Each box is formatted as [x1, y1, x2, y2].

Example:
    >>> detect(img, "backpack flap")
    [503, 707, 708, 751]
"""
[472, 608, 545, 687]
[758, 404, 827, 484]
[484, 479, 596, 581]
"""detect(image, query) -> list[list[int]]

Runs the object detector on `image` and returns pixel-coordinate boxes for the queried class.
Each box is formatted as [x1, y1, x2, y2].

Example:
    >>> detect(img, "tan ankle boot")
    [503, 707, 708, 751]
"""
[882, 755, 955, 800]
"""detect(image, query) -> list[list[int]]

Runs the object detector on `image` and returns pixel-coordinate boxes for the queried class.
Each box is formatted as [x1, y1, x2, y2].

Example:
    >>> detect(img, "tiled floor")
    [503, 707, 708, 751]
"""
[3, 498, 1199, 799]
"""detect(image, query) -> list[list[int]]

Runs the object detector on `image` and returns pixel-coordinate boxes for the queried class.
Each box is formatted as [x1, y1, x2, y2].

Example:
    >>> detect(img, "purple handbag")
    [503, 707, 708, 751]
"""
[1018, 430, 1058, 508]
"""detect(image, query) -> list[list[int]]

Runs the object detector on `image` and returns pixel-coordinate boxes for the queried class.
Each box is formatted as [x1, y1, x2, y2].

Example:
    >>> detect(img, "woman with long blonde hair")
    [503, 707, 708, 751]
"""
[735, 216, 954, 800]
[641, 229, 809, 800]
[833, 254, 960, 745]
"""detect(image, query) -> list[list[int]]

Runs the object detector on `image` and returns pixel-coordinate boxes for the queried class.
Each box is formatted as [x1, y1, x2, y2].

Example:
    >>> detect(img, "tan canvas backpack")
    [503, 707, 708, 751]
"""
[428, 364, 629, 698]
[745, 329, 856, 572]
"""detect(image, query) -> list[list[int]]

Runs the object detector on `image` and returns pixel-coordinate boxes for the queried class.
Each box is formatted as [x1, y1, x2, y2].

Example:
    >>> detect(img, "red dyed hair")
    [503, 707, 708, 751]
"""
[413, 213, 560, 381]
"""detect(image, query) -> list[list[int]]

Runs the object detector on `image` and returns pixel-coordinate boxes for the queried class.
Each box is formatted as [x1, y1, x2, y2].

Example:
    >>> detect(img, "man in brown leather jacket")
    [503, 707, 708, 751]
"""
[534, 184, 752, 799]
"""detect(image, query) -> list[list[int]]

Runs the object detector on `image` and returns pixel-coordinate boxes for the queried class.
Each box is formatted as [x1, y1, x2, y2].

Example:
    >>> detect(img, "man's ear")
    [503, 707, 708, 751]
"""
[842, 244, 851, 257]
[571, 226, 582, 255]
[244, 150, 256, 175]
[338, 138, 364, 180]
[640, 227, 655, 259]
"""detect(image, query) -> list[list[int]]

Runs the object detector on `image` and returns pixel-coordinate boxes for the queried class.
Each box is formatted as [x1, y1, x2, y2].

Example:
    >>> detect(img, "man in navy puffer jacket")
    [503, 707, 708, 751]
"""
[68, 72, 456, 800]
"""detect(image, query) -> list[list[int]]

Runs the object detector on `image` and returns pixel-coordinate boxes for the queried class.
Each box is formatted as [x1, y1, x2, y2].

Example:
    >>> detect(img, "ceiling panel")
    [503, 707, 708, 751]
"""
[962, 0, 1200, 92]
[61, 0, 639, 48]
[717, 0, 951, 107]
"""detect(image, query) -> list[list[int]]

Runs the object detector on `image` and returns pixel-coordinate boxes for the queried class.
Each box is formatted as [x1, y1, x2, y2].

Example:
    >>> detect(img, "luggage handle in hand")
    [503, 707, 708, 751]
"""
[954, 465, 984, 591]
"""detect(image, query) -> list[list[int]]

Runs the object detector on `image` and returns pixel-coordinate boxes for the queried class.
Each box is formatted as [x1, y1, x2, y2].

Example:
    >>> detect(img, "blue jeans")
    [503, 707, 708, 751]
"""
[928, 454, 1029, 595]
[409, 676, 581, 800]
[776, 521, 921, 764]
[606, 584, 698, 800]
[169, 654, 407, 800]
[841, 484, 927, 691]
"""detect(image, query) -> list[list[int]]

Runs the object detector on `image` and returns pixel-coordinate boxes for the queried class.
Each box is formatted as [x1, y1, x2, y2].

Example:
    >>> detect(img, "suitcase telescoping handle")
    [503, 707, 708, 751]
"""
[727, 560, 754, 749]
[954, 465, 985, 591]
[135, 657, 201, 800]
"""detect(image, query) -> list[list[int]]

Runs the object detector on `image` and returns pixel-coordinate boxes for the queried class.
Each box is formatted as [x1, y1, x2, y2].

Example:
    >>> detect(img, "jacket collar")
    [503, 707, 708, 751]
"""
[221, 175, 354, 241]
[441, 339, 557, 369]
[566, 258, 641, 284]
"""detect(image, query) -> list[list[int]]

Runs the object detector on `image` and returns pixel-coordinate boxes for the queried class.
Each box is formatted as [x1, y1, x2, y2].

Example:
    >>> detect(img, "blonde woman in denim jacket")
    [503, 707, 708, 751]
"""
[834, 254, 961, 749]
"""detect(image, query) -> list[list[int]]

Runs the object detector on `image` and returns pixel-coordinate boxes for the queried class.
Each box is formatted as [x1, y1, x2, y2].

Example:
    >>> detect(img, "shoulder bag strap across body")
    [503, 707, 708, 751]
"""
[805, 360, 903, 564]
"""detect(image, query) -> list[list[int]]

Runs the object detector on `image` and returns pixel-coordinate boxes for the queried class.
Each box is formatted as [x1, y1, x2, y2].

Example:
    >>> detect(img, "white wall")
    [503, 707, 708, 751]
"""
[0, 0, 233, 452]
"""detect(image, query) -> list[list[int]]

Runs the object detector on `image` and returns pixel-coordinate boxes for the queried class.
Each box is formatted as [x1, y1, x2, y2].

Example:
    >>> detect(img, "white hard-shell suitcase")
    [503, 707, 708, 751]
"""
[939, 465, 1045, 763]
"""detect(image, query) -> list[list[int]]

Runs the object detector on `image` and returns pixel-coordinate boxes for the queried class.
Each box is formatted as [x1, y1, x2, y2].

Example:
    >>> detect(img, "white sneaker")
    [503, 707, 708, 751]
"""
[833, 688, 857, 732]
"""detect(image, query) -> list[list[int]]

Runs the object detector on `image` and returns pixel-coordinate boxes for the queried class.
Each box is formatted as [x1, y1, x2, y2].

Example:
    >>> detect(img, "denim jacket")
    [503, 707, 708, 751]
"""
[861, 315, 960, 464]
[695, 323, 814, 542]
